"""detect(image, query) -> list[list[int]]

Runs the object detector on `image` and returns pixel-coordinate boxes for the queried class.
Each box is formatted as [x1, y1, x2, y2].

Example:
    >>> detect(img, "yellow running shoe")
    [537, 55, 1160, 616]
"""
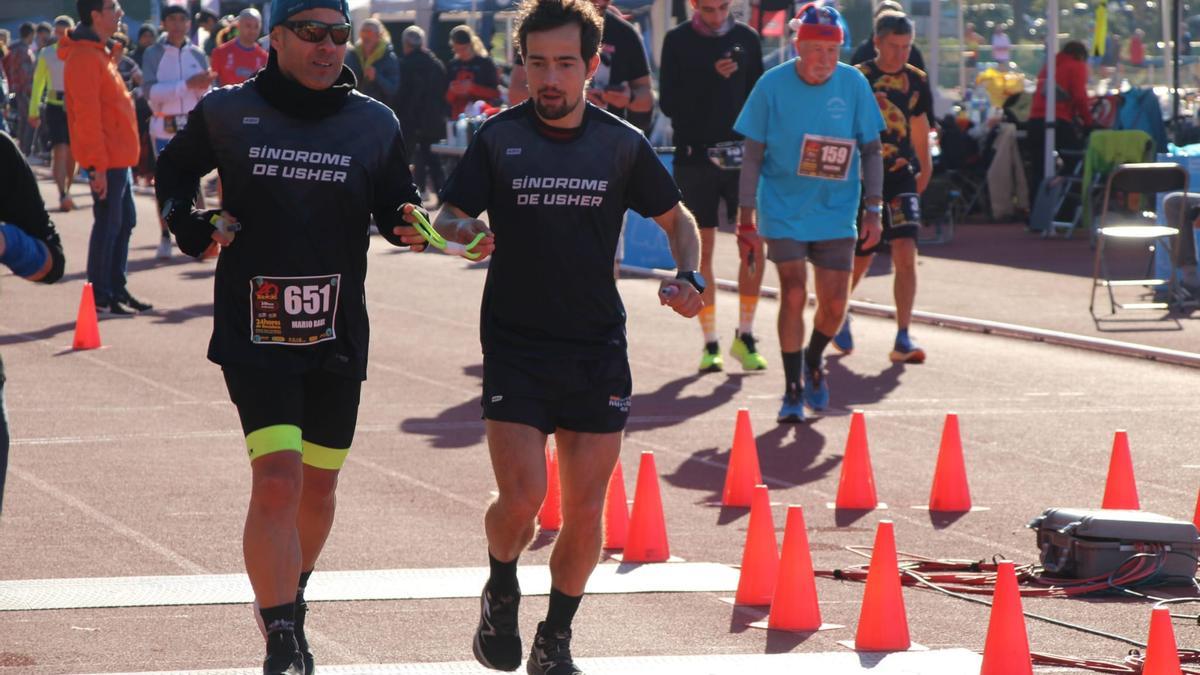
[730, 331, 768, 371]
[699, 341, 724, 373]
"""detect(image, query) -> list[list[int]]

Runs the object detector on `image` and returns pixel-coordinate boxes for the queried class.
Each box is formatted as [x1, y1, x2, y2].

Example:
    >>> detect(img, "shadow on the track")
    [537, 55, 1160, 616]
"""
[928, 510, 968, 529]
[724, 604, 817, 651]
[660, 423, 840, 525]
[147, 302, 214, 324]
[0, 321, 75, 346]
[627, 373, 748, 433]
[398, 364, 486, 448]
[56, 253, 200, 285]
[824, 357, 903, 409]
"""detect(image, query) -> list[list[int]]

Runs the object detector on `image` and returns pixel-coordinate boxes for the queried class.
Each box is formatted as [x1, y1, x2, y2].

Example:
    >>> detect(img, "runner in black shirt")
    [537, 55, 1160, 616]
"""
[847, 0, 926, 70]
[839, 12, 933, 364]
[660, 0, 767, 373]
[508, 0, 654, 132]
[436, 0, 702, 672]
[154, 0, 427, 672]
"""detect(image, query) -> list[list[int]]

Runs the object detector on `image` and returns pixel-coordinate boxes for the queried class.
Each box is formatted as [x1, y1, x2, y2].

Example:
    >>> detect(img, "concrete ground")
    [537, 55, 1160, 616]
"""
[0, 174, 1197, 674]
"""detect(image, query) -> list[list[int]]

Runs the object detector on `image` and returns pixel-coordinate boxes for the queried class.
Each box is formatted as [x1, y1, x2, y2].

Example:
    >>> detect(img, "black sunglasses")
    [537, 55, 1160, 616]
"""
[283, 20, 351, 45]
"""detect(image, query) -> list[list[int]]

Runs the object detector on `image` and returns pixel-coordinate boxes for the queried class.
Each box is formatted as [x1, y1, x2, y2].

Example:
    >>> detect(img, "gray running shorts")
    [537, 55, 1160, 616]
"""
[765, 237, 856, 272]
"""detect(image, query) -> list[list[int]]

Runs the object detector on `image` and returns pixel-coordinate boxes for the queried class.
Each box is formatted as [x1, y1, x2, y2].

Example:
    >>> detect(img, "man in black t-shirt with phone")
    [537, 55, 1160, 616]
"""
[660, 0, 766, 374]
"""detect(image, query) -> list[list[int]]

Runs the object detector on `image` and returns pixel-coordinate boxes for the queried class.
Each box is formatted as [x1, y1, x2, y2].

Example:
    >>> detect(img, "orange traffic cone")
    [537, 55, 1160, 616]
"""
[622, 451, 670, 562]
[722, 409, 762, 507]
[603, 459, 629, 550]
[1101, 430, 1140, 510]
[850, 520, 910, 651]
[72, 282, 102, 350]
[980, 561, 1033, 675]
[734, 485, 779, 605]
[1192, 488, 1199, 531]
[928, 413, 973, 512]
[1141, 607, 1183, 675]
[537, 442, 561, 531]
[761, 506, 834, 632]
[833, 411, 879, 510]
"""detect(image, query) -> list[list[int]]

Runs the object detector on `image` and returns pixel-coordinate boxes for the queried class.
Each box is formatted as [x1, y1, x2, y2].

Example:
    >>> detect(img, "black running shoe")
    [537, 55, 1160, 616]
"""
[96, 300, 136, 317]
[473, 584, 522, 671]
[262, 631, 304, 675]
[526, 622, 582, 675]
[118, 293, 154, 312]
[295, 600, 314, 675]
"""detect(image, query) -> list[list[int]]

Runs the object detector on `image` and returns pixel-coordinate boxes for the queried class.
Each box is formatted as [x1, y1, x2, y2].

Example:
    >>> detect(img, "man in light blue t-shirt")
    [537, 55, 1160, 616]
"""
[734, 2, 885, 423]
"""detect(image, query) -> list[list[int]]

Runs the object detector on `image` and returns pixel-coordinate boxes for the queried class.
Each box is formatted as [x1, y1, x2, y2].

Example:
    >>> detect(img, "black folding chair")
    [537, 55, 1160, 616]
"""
[1089, 163, 1188, 316]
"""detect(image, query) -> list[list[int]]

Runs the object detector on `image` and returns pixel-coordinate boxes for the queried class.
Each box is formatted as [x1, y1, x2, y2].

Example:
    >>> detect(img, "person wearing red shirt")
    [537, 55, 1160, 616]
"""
[211, 8, 268, 86]
[1129, 28, 1146, 67]
[1028, 40, 1092, 195]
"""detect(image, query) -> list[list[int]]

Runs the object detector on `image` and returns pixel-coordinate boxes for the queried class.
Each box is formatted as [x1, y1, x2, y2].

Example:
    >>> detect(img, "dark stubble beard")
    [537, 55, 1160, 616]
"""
[534, 89, 580, 121]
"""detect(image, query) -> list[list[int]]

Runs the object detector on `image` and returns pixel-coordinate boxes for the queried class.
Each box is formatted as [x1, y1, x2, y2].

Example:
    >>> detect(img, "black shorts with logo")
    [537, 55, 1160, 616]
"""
[856, 166, 922, 257]
[482, 353, 632, 434]
[674, 157, 739, 230]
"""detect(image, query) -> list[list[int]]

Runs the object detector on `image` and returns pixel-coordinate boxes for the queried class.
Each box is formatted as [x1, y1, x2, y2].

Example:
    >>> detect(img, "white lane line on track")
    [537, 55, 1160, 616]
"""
[370, 360, 478, 397]
[8, 471, 365, 661]
[621, 435, 1029, 558]
[10, 423, 425, 446]
[10, 467, 209, 575]
[0, 563, 740, 611]
[76, 648, 987, 674]
[0, 321, 200, 403]
[869, 413, 1195, 500]
[344, 455, 486, 510]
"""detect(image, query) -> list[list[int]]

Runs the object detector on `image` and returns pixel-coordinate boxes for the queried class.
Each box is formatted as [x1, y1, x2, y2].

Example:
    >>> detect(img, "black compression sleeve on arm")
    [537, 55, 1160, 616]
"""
[374, 132, 423, 248]
[155, 103, 220, 256]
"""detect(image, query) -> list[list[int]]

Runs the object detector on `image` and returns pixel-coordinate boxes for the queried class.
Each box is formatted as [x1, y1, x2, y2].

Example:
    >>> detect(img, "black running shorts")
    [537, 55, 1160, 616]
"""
[43, 104, 70, 146]
[856, 167, 922, 257]
[222, 365, 362, 469]
[674, 160, 739, 230]
[482, 353, 632, 434]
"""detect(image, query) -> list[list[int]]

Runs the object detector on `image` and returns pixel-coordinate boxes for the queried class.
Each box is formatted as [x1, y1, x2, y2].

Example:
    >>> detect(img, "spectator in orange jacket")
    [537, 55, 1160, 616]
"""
[63, 0, 151, 316]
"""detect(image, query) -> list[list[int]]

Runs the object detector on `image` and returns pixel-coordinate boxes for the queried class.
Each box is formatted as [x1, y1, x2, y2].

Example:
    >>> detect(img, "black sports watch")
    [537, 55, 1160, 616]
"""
[676, 270, 706, 293]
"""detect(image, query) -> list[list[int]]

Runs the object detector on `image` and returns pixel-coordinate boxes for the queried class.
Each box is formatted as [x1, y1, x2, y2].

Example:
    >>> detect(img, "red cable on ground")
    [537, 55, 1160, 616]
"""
[810, 544, 1200, 673]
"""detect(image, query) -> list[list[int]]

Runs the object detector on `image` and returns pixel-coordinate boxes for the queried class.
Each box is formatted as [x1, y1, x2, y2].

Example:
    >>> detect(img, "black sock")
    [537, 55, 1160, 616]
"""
[487, 552, 519, 595]
[782, 350, 803, 398]
[805, 330, 832, 370]
[295, 570, 312, 652]
[543, 587, 582, 633]
[259, 602, 296, 636]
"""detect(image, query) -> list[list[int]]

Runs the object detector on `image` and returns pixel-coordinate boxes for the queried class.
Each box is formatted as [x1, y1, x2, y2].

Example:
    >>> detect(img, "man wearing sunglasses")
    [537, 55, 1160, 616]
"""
[154, 1, 429, 673]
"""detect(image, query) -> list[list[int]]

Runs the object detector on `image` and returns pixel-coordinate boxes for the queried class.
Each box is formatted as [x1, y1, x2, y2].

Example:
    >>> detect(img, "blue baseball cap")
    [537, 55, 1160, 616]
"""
[269, 0, 350, 29]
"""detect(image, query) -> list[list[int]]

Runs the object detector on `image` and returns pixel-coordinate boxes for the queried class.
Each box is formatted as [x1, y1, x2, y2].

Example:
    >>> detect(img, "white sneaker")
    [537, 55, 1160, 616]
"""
[156, 237, 173, 260]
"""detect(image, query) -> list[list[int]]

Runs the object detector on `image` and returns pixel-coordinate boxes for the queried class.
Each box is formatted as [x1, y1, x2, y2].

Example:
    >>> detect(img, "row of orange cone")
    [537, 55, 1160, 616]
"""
[537, 443, 672, 562]
[727, 406, 1200, 523]
[534, 408, 1197, 671]
[735, 490, 1186, 673]
[723, 408, 978, 512]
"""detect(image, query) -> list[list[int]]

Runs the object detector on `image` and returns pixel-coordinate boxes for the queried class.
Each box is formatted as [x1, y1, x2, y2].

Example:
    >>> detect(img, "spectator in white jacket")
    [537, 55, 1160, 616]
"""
[141, 4, 213, 259]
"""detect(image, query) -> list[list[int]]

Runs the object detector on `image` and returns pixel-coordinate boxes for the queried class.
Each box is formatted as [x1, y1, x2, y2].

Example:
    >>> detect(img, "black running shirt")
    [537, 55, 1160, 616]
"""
[440, 102, 679, 358]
